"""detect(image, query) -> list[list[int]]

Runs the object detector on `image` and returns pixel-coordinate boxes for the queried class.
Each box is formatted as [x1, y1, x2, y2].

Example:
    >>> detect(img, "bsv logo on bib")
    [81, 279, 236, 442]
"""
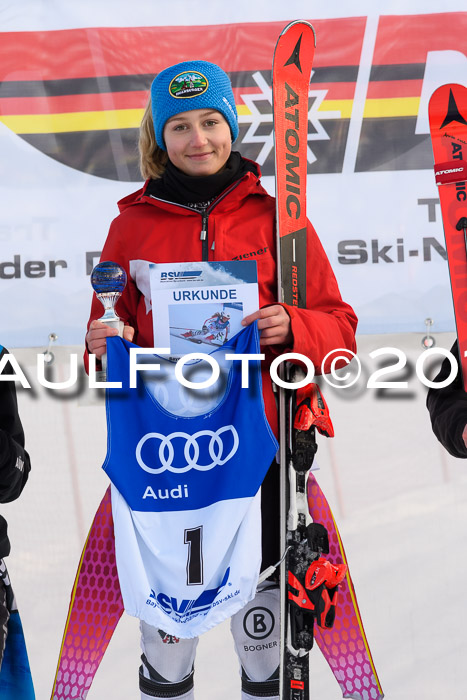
[136, 426, 239, 474]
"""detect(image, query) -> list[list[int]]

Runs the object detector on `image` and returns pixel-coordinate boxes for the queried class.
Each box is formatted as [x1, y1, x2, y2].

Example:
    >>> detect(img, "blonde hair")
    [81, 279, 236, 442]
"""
[138, 97, 168, 180]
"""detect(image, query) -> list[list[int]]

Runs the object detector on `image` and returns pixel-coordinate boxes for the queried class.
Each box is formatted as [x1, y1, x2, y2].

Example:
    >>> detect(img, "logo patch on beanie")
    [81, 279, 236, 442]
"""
[169, 71, 209, 99]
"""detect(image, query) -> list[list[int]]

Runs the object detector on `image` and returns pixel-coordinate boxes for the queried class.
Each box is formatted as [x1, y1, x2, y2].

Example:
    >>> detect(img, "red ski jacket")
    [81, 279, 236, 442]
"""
[86, 166, 357, 436]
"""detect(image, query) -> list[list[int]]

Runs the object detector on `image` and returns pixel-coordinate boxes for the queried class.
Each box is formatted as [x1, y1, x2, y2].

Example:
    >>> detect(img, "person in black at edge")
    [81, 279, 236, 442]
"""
[0, 344, 31, 667]
[426, 340, 467, 456]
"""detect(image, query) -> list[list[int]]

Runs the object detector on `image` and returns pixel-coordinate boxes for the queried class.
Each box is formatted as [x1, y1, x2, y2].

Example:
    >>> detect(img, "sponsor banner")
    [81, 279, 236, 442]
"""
[0, 6, 466, 346]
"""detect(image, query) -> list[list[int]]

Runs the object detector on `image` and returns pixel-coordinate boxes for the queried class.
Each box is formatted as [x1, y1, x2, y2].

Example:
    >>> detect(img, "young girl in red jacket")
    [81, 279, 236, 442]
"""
[86, 60, 357, 700]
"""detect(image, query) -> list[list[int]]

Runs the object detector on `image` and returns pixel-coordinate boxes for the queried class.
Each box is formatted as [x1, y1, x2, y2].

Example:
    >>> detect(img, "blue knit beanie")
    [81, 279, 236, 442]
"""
[151, 60, 239, 150]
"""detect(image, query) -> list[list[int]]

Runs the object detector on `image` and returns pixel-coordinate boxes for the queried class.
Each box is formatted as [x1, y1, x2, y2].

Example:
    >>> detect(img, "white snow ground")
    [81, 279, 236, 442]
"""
[3, 331, 467, 700]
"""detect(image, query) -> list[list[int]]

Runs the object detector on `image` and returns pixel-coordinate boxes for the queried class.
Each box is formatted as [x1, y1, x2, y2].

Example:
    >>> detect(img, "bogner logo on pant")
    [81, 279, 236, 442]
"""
[136, 425, 240, 474]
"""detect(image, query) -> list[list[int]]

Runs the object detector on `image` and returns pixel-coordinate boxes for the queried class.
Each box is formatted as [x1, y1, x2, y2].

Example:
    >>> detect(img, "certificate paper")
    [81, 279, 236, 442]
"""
[149, 261, 259, 357]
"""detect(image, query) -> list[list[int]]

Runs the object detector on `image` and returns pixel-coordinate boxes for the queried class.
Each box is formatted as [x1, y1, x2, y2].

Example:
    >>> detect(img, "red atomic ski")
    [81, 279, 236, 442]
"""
[273, 21, 316, 700]
[273, 20, 329, 700]
[273, 20, 315, 308]
[429, 83, 467, 389]
[273, 20, 383, 700]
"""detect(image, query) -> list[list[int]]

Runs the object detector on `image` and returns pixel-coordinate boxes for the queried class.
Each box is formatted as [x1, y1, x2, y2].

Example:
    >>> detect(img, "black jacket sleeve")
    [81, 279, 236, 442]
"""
[426, 340, 467, 458]
[0, 347, 31, 502]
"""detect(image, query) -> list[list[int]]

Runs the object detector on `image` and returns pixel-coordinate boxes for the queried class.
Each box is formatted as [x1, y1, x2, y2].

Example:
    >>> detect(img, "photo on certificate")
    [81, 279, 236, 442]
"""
[168, 301, 243, 354]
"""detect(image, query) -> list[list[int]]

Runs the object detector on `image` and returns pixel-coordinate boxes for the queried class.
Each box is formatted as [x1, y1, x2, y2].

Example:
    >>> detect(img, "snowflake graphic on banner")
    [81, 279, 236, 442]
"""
[238, 71, 341, 167]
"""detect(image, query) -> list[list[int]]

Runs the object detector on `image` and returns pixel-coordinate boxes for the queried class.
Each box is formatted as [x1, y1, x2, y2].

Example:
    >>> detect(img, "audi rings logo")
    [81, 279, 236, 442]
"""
[136, 426, 239, 474]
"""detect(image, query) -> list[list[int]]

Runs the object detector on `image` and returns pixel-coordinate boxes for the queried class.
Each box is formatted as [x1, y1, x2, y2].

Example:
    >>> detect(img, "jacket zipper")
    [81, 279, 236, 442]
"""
[148, 178, 243, 262]
[202, 180, 243, 261]
[200, 211, 209, 261]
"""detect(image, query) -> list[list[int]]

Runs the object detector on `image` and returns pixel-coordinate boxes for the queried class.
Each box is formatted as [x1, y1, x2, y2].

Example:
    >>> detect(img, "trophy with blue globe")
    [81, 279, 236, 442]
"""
[91, 261, 127, 381]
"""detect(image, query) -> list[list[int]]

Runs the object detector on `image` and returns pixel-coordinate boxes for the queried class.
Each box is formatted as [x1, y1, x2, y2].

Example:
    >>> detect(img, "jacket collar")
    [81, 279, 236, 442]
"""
[117, 158, 268, 215]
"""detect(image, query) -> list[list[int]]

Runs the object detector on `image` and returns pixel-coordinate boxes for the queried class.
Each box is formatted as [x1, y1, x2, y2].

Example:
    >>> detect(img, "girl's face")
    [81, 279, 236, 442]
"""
[163, 109, 232, 177]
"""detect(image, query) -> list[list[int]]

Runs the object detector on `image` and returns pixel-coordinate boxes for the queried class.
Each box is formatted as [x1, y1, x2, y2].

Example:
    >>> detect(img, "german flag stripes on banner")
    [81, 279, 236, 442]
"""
[0, 14, 465, 181]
